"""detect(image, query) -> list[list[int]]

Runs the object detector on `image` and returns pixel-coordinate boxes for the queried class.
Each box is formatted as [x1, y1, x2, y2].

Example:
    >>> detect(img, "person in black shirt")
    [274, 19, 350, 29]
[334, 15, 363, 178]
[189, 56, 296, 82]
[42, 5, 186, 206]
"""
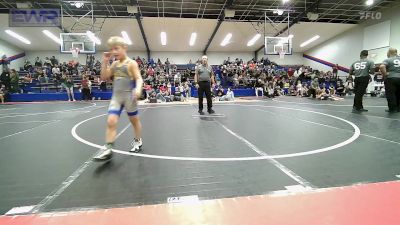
[336, 80, 345, 96]
[0, 70, 11, 91]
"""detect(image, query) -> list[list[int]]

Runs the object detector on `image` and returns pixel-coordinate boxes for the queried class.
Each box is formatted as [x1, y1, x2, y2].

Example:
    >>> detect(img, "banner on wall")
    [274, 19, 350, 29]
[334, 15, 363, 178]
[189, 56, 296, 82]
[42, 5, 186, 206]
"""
[9, 8, 61, 27]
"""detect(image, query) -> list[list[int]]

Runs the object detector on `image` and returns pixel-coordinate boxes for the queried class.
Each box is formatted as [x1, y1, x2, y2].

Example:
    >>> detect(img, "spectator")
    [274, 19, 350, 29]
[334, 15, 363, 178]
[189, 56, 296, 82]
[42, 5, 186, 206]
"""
[173, 84, 183, 101]
[156, 84, 170, 102]
[147, 66, 155, 77]
[296, 81, 303, 97]
[60, 73, 67, 92]
[167, 82, 172, 94]
[184, 68, 191, 81]
[99, 77, 107, 92]
[135, 56, 142, 66]
[220, 87, 235, 101]
[50, 56, 58, 66]
[44, 57, 52, 67]
[94, 60, 101, 74]
[24, 59, 32, 71]
[81, 75, 91, 101]
[0, 84, 6, 103]
[317, 87, 329, 100]
[329, 84, 336, 95]
[345, 76, 354, 95]
[77, 63, 84, 77]
[52, 66, 61, 90]
[254, 78, 264, 97]
[265, 83, 275, 98]
[10, 69, 19, 93]
[288, 67, 294, 77]
[165, 58, 171, 74]
[52, 65, 61, 77]
[0, 70, 11, 91]
[34, 57, 42, 67]
[183, 81, 191, 98]
[215, 85, 224, 98]
[64, 74, 76, 101]
[309, 78, 319, 98]
[23, 72, 33, 83]
[302, 84, 309, 97]
[283, 81, 290, 95]
[332, 64, 339, 79]
[336, 80, 345, 96]
[41, 71, 49, 83]
[148, 58, 155, 66]
[144, 82, 153, 100]
[174, 72, 181, 85]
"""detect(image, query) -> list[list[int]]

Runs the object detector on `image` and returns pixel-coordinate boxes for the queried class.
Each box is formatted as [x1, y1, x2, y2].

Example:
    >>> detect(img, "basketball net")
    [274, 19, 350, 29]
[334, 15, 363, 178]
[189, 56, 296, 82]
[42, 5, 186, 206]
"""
[71, 48, 80, 59]
[274, 43, 286, 59]
[279, 50, 286, 59]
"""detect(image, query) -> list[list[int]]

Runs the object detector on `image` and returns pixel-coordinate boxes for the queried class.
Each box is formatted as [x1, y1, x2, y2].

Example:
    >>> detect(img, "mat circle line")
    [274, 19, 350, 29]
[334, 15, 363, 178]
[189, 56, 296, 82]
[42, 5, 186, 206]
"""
[71, 104, 361, 161]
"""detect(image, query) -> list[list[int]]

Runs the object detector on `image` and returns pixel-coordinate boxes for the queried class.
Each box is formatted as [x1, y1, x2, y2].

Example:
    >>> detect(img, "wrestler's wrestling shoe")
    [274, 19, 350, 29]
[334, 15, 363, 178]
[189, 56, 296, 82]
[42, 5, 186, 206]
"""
[93, 146, 113, 161]
[130, 138, 143, 153]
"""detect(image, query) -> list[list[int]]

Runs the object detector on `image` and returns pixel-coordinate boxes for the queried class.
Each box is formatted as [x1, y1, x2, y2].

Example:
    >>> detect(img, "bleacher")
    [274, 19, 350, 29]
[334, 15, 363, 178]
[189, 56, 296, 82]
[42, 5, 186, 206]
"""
[6, 60, 349, 102]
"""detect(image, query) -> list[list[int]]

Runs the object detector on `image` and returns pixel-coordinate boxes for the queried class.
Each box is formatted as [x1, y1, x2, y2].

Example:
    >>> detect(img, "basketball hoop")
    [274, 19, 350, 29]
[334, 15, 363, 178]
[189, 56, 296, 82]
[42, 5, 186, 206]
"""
[71, 48, 80, 59]
[266, 36, 292, 58]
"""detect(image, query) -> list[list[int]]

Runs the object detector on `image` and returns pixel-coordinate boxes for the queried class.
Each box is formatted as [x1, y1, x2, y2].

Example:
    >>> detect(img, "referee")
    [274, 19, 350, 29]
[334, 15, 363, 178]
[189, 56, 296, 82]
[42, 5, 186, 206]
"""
[380, 48, 400, 113]
[349, 50, 375, 113]
[194, 55, 215, 115]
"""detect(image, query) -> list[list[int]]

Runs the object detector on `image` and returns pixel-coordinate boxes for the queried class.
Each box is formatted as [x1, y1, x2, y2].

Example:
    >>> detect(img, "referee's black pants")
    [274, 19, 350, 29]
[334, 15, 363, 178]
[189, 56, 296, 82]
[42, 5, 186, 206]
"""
[385, 77, 400, 111]
[198, 81, 212, 112]
[353, 76, 370, 110]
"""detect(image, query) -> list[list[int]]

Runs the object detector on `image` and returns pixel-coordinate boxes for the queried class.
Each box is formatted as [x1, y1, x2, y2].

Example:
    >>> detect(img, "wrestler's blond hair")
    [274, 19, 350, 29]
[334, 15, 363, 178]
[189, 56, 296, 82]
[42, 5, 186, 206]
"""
[107, 36, 127, 48]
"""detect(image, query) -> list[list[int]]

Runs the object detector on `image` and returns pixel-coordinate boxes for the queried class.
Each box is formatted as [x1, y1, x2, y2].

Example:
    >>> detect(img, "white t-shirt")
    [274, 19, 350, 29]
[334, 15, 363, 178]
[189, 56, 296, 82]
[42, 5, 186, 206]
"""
[52, 67, 60, 75]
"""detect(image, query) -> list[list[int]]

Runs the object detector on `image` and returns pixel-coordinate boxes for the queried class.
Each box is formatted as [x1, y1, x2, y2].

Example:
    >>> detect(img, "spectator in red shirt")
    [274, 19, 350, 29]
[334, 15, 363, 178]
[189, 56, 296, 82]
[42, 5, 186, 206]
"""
[249, 61, 256, 71]
[159, 84, 167, 93]
[288, 67, 294, 77]
[144, 83, 153, 100]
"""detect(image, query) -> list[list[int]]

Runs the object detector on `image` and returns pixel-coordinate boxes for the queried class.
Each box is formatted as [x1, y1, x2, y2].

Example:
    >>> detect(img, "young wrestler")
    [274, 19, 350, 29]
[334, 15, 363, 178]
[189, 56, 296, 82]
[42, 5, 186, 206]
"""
[93, 36, 143, 161]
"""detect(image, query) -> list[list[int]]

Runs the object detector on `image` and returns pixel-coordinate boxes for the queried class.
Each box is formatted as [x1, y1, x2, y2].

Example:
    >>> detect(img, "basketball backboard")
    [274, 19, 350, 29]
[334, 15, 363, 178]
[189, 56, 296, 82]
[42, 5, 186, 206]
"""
[60, 33, 96, 54]
[265, 36, 293, 55]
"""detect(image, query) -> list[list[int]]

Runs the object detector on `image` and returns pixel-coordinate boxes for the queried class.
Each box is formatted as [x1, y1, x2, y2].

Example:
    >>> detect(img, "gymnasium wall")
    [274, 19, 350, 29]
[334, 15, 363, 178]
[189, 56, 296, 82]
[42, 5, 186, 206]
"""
[304, 3, 400, 76]
[0, 39, 25, 73]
